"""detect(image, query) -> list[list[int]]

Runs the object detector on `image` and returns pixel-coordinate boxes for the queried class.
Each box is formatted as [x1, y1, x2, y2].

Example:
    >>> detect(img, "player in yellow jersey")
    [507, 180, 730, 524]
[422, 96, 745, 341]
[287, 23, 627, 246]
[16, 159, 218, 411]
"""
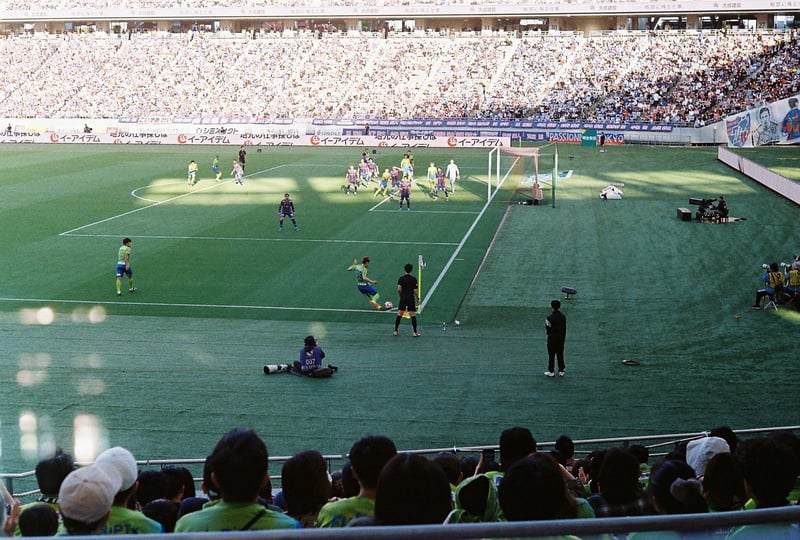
[187, 160, 198, 186]
[115, 238, 136, 296]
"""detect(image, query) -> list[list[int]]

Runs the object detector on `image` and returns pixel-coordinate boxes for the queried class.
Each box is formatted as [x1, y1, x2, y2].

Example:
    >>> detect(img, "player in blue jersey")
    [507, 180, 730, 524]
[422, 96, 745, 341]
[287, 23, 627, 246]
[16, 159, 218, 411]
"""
[347, 257, 382, 310]
[278, 193, 299, 232]
[367, 158, 380, 182]
[389, 166, 401, 197]
[345, 164, 359, 196]
[399, 177, 412, 211]
[433, 167, 449, 200]
[358, 160, 371, 187]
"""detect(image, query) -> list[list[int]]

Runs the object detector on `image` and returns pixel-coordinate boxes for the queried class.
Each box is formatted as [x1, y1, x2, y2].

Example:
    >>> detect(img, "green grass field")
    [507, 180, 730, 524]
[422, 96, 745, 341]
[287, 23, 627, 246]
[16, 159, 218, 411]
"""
[1, 143, 798, 481]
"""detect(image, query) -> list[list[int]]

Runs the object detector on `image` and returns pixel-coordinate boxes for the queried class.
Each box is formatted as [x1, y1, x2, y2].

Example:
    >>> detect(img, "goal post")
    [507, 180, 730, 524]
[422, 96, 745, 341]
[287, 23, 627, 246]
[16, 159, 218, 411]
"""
[487, 144, 559, 206]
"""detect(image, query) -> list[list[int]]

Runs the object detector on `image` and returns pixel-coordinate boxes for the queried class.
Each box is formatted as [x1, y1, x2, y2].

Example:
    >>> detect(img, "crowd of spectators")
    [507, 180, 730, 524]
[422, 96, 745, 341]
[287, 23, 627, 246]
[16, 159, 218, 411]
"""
[0, 29, 797, 125]
[2, 426, 798, 537]
[2, 0, 645, 11]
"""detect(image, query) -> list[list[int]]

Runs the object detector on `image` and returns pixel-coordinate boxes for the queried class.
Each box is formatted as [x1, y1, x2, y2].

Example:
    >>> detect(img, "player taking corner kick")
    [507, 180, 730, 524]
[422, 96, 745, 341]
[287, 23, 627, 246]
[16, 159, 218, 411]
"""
[347, 257, 382, 310]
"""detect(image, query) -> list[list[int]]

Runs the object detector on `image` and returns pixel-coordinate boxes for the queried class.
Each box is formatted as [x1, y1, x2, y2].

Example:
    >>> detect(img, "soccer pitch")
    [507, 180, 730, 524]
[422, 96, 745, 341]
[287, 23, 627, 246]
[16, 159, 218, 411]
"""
[1, 143, 798, 477]
[1, 145, 498, 321]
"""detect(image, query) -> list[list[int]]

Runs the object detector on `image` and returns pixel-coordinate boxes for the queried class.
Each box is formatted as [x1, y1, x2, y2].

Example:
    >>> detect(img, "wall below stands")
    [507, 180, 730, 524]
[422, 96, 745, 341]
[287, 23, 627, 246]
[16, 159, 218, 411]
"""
[718, 146, 800, 205]
[1, 118, 721, 147]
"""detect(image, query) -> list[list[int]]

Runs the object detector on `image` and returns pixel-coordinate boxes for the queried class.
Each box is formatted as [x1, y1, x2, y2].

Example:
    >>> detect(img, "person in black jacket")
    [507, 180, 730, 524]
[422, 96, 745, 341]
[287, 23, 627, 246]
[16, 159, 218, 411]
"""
[544, 299, 567, 377]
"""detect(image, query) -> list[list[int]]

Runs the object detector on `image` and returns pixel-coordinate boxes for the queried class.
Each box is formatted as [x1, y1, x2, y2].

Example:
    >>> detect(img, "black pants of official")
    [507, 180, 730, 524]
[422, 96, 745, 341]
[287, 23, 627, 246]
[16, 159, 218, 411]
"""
[547, 339, 565, 373]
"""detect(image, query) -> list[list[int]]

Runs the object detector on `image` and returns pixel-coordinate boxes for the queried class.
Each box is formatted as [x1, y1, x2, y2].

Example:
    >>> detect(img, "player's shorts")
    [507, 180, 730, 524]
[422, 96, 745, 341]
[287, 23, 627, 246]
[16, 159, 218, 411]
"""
[357, 284, 378, 297]
[116, 263, 132, 278]
[398, 297, 416, 312]
[188, 172, 196, 180]
[280, 211, 294, 218]
[212, 166, 220, 174]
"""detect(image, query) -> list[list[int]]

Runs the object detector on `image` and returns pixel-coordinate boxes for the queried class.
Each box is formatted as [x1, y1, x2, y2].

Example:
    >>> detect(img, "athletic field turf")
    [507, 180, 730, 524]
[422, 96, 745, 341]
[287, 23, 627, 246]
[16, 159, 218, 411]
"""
[1, 143, 798, 479]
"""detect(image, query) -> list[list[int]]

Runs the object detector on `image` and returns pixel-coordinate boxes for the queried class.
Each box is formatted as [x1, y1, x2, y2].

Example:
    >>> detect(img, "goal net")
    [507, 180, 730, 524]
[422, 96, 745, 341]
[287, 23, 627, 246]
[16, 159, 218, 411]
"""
[487, 144, 558, 206]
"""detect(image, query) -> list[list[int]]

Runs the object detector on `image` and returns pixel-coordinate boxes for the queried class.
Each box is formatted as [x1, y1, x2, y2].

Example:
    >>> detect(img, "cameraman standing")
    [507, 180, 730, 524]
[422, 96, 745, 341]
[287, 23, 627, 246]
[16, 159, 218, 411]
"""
[752, 263, 784, 309]
[544, 299, 567, 377]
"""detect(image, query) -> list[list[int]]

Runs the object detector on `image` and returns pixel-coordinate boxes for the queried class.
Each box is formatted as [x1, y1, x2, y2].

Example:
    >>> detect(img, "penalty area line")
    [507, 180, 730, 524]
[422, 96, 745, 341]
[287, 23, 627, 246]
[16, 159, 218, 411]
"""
[58, 233, 459, 246]
[0, 296, 388, 314]
[63, 164, 289, 235]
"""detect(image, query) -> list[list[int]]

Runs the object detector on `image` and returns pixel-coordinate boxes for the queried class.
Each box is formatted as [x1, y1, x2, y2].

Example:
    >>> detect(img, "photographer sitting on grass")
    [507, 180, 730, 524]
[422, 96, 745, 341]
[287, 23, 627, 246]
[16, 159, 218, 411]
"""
[292, 336, 338, 378]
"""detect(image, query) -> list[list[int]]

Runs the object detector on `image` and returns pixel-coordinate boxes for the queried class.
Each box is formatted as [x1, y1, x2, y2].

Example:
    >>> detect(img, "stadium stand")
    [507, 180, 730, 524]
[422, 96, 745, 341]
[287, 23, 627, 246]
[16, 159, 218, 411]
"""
[2, 426, 799, 537]
[1, 1, 799, 536]
[0, 30, 796, 124]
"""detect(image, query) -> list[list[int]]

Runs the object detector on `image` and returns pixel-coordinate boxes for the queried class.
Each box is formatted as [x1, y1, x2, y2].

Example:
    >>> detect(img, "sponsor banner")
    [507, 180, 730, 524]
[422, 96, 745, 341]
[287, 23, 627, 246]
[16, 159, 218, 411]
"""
[548, 132, 584, 143]
[520, 132, 549, 142]
[582, 128, 598, 146]
[544, 131, 625, 144]
[725, 95, 800, 147]
[0, 131, 508, 148]
[315, 118, 671, 132]
[309, 135, 510, 148]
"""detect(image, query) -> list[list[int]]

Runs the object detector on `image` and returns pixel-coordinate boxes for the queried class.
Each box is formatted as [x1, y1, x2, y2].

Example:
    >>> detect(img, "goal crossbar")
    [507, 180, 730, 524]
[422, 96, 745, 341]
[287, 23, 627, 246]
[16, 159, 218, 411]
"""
[487, 144, 558, 204]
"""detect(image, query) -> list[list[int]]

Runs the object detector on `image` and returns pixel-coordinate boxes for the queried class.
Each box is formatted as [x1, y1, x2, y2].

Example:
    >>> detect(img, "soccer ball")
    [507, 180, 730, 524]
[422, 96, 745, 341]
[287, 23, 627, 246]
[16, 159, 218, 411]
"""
[384, 301, 393, 310]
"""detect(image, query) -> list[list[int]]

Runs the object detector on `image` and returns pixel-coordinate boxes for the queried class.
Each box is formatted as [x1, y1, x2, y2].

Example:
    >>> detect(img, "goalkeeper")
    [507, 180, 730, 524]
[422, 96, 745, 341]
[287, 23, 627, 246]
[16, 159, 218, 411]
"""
[446, 159, 460, 192]
[347, 257, 382, 310]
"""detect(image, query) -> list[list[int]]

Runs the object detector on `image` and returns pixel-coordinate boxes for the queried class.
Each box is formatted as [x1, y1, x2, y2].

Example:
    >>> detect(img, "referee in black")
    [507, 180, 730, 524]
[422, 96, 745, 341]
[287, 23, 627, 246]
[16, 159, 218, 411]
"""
[394, 263, 420, 337]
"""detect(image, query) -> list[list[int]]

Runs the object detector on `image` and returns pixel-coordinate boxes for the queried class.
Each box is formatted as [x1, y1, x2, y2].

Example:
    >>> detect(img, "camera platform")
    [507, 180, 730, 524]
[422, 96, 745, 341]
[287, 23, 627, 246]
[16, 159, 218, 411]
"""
[561, 287, 577, 299]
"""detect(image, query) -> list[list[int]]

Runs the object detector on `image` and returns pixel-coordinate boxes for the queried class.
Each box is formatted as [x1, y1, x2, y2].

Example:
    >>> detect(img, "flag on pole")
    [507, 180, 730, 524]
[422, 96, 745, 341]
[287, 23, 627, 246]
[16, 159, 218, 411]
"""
[417, 255, 426, 314]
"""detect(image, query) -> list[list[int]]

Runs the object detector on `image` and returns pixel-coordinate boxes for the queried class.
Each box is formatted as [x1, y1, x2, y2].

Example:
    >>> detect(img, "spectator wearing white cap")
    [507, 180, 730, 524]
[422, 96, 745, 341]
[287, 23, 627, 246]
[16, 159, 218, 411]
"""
[95, 447, 164, 534]
[686, 436, 730, 479]
[58, 463, 122, 535]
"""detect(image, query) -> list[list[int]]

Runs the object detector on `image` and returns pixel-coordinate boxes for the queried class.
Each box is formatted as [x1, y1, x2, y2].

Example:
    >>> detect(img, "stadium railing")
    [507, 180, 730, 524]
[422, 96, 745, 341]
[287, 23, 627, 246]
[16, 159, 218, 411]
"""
[3, 425, 797, 497]
[31, 507, 799, 539]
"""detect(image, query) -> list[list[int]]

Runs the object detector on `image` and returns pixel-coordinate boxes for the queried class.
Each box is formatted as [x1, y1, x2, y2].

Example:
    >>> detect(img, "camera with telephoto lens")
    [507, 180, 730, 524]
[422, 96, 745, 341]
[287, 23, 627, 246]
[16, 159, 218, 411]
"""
[781, 262, 792, 269]
[689, 197, 716, 210]
[762, 264, 771, 270]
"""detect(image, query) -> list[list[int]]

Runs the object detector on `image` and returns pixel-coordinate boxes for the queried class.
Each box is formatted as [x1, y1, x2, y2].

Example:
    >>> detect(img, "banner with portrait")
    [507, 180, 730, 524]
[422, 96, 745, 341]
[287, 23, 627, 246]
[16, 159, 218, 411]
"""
[725, 95, 800, 147]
